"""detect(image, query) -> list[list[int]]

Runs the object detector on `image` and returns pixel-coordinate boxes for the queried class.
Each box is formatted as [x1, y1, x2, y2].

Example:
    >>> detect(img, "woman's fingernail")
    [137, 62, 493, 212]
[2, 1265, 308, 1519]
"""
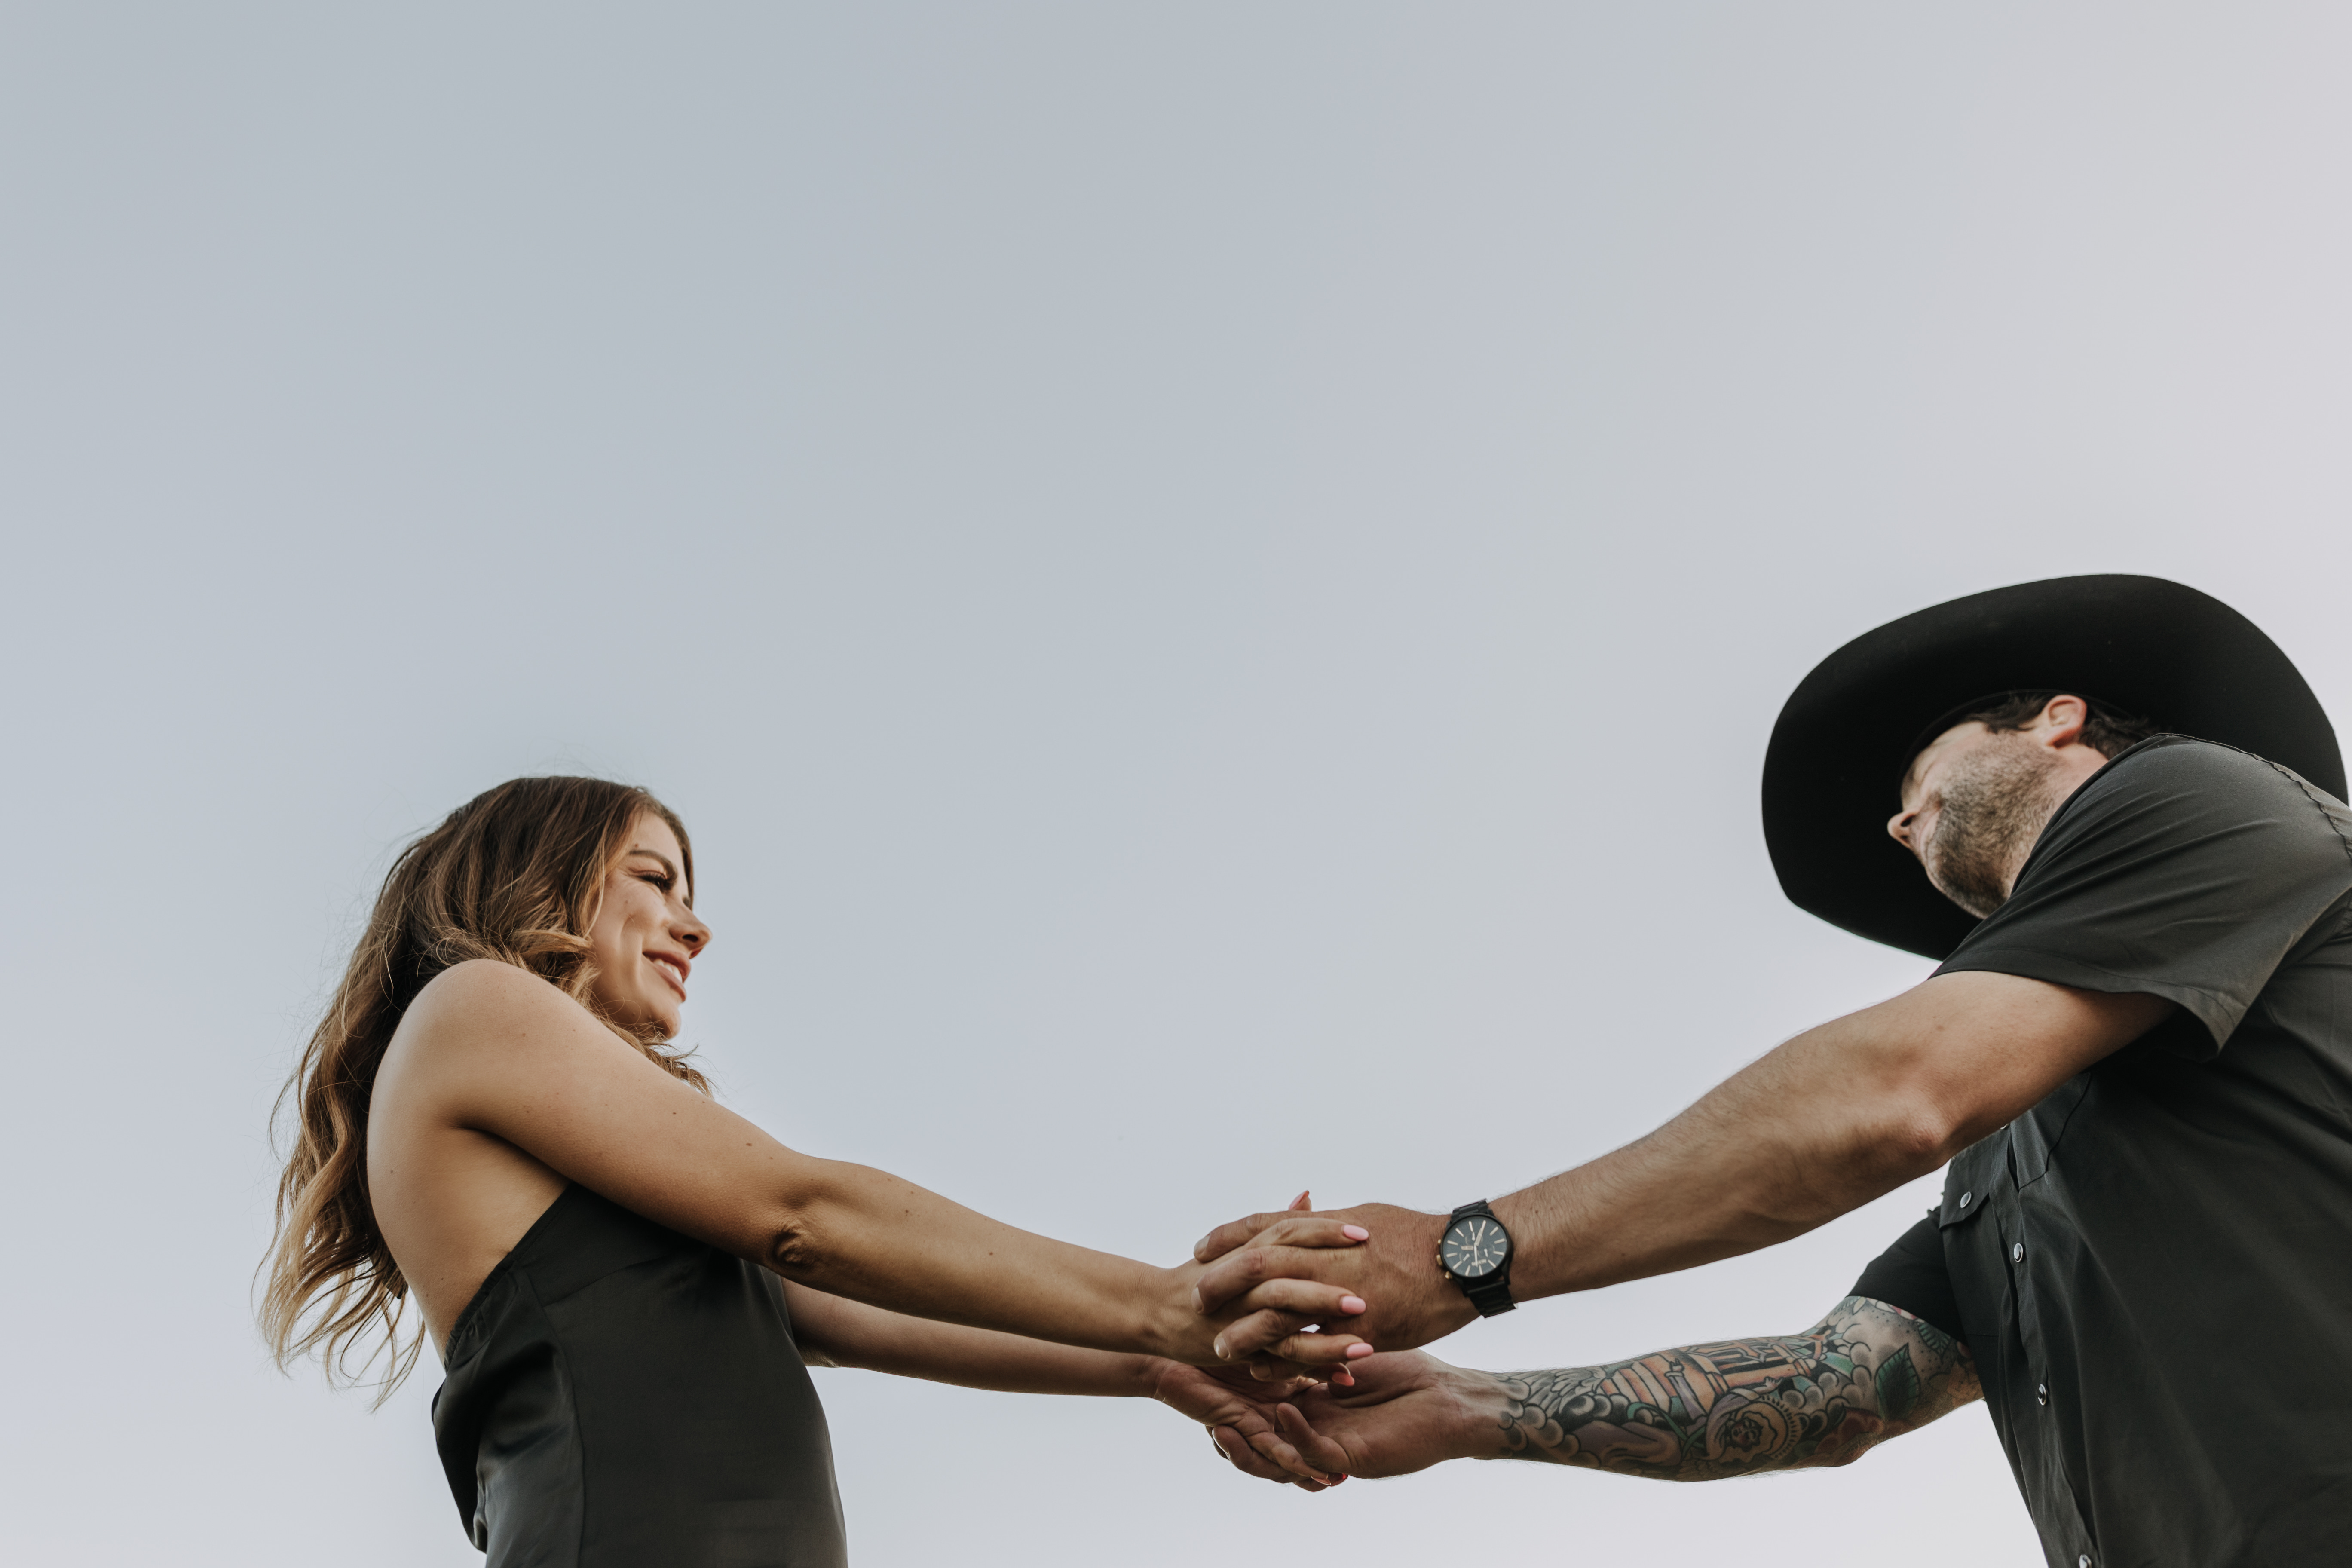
[1339, 1295, 1366, 1314]
[1331, 1370, 1356, 1387]
[1344, 1342, 1375, 1360]
[1213, 1337, 1229, 1359]
[1342, 1225, 1369, 1240]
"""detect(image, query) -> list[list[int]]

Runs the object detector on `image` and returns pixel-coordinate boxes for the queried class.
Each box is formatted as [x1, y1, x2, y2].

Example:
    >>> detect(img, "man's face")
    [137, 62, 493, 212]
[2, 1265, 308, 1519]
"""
[1888, 716, 2082, 919]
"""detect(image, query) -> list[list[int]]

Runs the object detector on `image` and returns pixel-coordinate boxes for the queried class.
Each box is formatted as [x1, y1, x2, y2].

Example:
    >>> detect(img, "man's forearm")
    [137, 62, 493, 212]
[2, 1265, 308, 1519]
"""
[1494, 972, 2169, 1301]
[1479, 1296, 1978, 1479]
[1192, 974, 2167, 1356]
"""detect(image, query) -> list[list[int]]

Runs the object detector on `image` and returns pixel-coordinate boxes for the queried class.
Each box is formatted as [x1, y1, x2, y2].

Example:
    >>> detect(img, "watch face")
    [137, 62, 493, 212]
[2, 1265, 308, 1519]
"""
[1441, 1215, 1510, 1279]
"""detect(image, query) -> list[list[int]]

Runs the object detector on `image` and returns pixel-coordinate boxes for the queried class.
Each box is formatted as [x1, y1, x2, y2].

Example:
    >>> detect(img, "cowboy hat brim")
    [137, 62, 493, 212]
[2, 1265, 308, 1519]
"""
[1762, 574, 2343, 959]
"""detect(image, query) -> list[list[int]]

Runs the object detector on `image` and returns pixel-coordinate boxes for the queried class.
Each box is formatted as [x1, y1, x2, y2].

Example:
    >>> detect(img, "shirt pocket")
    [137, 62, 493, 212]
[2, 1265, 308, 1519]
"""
[1938, 1134, 2013, 1355]
[1939, 1136, 2003, 1228]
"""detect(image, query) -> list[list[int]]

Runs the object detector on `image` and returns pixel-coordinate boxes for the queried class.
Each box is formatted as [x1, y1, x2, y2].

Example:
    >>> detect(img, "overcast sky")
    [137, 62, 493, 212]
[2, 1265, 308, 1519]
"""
[8, 5, 2352, 1565]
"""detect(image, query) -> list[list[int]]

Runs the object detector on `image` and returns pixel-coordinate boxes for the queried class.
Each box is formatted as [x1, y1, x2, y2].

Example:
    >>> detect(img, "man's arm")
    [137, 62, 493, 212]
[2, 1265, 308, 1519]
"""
[1194, 971, 2171, 1359]
[1256, 1297, 1979, 1481]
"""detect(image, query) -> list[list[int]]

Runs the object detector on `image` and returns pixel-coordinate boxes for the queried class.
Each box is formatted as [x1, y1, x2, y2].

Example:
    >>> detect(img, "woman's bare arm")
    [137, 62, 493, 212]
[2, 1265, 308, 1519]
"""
[782, 1283, 1348, 1486]
[374, 960, 1367, 1369]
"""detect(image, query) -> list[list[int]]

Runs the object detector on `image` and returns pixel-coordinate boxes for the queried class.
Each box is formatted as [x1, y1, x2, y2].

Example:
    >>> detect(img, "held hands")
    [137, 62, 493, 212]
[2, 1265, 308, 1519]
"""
[1149, 1362, 1350, 1489]
[1173, 1351, 1495, 1488]
[1157, 1195, 1503, 1491]
[1190, 1201, 1479, 1378]
[1158, 1193, 1384, 1378]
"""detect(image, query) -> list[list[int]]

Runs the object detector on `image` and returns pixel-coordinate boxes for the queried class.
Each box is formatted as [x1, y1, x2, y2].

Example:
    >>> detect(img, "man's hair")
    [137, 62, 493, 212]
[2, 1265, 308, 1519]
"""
[1899, 691, 2160, 793]
[1963, 691, 2159, 759]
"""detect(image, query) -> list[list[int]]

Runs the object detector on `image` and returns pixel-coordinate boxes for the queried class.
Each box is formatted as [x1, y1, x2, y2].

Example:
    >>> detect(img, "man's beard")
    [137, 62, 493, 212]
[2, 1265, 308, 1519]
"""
[1921, 741, 2071, 919]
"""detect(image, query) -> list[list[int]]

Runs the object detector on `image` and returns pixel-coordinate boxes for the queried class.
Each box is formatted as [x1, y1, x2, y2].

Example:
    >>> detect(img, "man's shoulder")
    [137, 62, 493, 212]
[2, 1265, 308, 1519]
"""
[2094, 734, 2327, 805]
[2065, 736, 2352, 868]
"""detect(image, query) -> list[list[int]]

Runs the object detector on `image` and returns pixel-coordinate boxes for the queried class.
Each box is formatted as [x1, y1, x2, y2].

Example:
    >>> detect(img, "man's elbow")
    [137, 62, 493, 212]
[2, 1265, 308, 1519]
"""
[1871, 1099, 1972, 1180]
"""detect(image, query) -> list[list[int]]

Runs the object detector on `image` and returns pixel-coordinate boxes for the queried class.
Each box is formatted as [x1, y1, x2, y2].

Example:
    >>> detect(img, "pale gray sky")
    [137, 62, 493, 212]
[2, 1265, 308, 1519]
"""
[7, 5, 2351, 1564]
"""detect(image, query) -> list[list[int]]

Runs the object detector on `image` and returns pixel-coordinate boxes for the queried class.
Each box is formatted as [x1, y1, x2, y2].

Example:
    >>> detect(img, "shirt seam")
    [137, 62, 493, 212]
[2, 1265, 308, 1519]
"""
[2258, 762, 2352, 945]
[1937, 947, 2239, 1016]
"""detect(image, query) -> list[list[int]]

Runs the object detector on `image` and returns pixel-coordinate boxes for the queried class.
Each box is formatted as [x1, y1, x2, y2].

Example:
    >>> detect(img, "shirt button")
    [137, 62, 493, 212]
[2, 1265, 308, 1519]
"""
[2012, 1242, 2024, 1262]
[1959, 1191, 1973, 1208]
[2037, 1384, 2049, 1406]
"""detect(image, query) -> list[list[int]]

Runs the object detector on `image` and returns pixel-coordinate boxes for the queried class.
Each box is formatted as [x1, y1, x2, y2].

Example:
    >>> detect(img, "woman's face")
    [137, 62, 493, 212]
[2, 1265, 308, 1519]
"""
[585, 812, 710, 1039]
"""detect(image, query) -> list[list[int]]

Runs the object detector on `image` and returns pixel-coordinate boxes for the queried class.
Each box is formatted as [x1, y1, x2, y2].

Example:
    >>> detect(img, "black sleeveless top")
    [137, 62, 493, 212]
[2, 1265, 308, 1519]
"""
[431, 1185, 848, 1567]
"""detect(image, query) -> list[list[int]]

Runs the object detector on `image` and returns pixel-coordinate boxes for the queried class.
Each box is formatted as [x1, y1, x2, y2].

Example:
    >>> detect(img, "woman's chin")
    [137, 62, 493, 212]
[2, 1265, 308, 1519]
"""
[597, 992, 680, 1042]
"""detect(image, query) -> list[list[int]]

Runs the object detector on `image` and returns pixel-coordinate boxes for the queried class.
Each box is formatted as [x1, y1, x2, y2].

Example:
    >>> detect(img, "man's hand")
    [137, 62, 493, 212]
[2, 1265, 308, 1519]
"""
[1150, 1361, 1352, 1489]
[1191, 1202, 1477, 1373]
[1260, 1351, 1494, 1479]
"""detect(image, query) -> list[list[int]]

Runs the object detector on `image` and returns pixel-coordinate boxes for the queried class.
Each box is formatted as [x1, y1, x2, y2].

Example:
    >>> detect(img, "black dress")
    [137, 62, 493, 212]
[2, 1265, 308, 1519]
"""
[432, 1185, 848, 1567]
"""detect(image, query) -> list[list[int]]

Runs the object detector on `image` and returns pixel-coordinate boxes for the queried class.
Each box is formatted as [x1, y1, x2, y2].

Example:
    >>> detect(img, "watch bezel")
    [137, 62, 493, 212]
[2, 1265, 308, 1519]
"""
[1439, 1211, 1513, 1280]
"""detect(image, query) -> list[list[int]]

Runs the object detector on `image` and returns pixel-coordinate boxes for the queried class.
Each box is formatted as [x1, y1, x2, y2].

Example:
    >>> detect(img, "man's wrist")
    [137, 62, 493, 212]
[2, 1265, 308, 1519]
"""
[1485, 1191, 1556, 1304]
[1454, 1370, 1521, 1461]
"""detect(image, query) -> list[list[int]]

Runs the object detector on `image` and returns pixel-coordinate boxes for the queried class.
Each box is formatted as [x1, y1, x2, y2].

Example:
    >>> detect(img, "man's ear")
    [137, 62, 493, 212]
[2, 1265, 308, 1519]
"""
[2040, 694, 2090, 748]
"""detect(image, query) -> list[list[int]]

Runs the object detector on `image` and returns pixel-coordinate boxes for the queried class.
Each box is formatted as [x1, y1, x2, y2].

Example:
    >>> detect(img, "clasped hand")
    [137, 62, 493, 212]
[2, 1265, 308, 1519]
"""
[1160, 1194, 1488, 1488]
[1180, 1195, 1477, 1377]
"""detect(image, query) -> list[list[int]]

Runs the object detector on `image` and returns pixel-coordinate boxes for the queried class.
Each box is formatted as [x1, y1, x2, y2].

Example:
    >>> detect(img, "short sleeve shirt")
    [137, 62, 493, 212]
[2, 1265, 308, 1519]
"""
[1854, 736, 2352, 1568]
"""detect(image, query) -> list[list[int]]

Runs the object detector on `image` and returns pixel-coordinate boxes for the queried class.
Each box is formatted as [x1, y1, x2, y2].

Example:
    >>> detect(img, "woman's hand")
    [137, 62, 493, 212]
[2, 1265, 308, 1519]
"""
[1161, 1192, 1379, 1376]
[1149, 1361, 1348, 1490]
[1260, 1351, 1497, 1480]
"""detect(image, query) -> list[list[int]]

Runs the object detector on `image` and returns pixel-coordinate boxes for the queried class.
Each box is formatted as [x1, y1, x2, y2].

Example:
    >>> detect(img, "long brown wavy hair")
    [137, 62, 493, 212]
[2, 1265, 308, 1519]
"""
[262, 776, 707, 1396]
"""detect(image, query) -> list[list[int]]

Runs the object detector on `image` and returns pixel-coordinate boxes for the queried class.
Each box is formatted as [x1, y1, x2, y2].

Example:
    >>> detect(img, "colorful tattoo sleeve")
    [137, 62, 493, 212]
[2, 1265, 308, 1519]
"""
[1491, 1296, 1978, 1479]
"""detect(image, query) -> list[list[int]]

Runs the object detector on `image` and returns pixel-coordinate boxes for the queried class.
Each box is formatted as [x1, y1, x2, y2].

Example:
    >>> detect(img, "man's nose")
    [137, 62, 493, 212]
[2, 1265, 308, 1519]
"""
[1887, 808, 1918, 846]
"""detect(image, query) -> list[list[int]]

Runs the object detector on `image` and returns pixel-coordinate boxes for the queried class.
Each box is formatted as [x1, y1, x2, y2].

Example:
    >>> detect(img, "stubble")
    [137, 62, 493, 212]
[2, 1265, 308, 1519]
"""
[1920, 741, 2070, 919]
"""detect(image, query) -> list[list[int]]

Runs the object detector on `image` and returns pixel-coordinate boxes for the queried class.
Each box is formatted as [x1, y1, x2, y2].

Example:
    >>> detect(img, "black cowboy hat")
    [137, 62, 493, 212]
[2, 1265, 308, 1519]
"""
[1763, 574, 2343, 960]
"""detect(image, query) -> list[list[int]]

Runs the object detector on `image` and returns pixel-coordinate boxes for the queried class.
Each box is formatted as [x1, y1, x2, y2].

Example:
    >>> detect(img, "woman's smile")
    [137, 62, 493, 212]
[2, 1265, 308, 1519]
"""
[648, 952, 690, 998]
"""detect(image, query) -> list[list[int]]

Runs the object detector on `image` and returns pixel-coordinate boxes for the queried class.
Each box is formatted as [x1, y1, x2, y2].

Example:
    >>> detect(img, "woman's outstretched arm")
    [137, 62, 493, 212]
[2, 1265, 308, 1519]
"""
[378, 959, 1366, 1370]
[781, 1283, 1349, 1488]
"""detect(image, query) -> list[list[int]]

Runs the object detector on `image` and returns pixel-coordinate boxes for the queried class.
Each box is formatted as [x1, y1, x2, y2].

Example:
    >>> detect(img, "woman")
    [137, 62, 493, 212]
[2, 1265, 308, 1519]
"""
[263, 776, 1371, 1564]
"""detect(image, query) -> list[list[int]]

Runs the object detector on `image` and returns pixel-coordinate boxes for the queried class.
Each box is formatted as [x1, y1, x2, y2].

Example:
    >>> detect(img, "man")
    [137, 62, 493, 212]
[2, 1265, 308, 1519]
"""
[1198, 575, 2352, 1567]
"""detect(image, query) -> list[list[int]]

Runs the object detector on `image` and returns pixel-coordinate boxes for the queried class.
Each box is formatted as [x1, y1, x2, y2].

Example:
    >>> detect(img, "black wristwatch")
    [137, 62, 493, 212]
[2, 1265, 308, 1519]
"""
[1437, 1199, 1516, 1317]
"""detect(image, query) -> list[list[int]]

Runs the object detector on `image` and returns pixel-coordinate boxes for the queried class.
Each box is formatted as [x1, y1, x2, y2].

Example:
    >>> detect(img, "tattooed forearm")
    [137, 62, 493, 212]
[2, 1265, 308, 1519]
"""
[1490, 1296, 1978, 1479]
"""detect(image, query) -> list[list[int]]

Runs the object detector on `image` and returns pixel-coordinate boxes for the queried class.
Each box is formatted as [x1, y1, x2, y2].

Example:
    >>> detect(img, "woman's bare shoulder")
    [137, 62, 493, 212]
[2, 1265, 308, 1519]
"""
[402, 959, 572, 1037]
[382, 962, 600, 1101]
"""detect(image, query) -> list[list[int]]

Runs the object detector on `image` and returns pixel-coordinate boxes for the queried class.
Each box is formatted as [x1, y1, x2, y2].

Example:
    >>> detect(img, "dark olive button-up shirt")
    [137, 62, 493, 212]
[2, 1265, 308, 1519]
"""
[1855, 736, 2352, 1567]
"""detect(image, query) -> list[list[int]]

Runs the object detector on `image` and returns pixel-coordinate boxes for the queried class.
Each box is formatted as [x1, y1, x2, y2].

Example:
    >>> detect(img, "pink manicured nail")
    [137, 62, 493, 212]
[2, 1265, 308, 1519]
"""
[1341, 1225, 1369, 1240]
[1331, 1370, 1356, 1387]
[1344, 1341, 1375, 1359]
[1339, 1295, 1366, 1314]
